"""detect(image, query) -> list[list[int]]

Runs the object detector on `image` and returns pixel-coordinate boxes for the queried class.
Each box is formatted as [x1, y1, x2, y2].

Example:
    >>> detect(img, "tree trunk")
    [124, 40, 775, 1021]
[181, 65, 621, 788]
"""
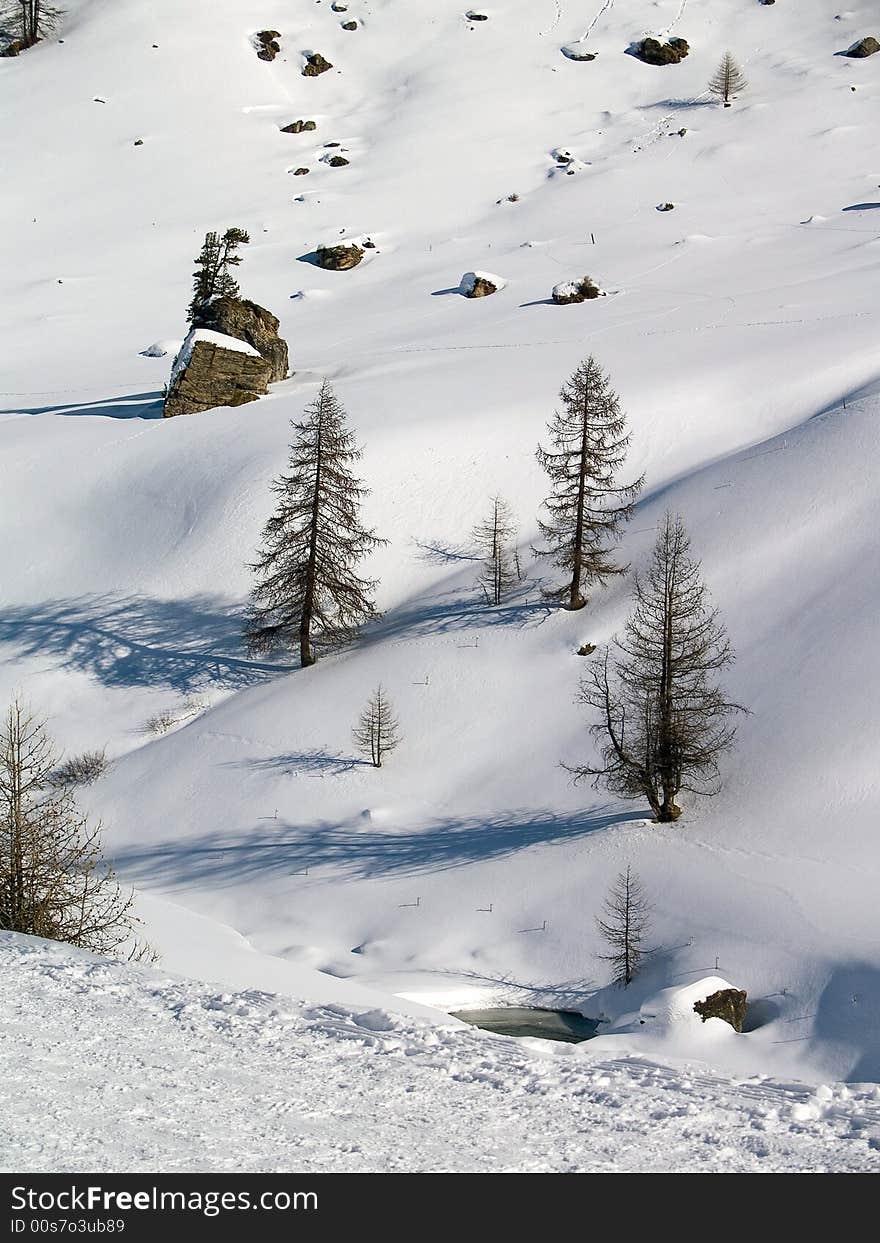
[569, 401, 590, 610]
[299, 412, 323, 668]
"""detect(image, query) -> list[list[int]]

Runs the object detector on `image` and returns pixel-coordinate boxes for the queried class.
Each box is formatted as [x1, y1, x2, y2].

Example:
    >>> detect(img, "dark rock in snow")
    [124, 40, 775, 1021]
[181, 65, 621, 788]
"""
[693, 989, 748, 1032]
[657, 202, 675, 211]
[341, 21, 358, 31]
[844, 36, 880, 58]
[164, 334, 273, 418]
[552, 276, 602, 304]
[317, 242, 364, 270]
[303, 52, 333, 76]
[630, 37, 690, 65]
[466, 11, 489, 20]
[293, 166, 310, 175]
[328, 155, 350, 166]
[192, 296, 289, 383]
[255, 30, 281, 61]
[281, 120, 317, 133]
[577, 643, 597, 656]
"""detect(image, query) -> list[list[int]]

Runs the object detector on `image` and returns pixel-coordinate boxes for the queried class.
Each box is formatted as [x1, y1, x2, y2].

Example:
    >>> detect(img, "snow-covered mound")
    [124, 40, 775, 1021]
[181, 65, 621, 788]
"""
[2, 0, 880, 1166]
[3, 932, 878, 1172]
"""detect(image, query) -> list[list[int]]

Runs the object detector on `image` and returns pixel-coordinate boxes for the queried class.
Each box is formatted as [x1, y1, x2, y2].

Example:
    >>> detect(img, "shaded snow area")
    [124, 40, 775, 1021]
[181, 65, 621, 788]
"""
[3, 934, 879, 1172]
[2, 0, 880, 1172]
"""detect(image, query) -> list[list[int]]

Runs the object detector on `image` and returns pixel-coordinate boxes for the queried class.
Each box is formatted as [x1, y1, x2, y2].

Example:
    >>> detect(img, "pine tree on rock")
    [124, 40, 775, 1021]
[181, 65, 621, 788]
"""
[708, 52, 748, 106]
[535, 356, 643, 610]
[0, 696, 135, 951]
[245, 379, 386, 667]
[573, 512, 745, 822]
[187, 227, 250, 324]
[596, 866, 651, 987]
[472, 495, 518, 605]
[352, 685, 401, 768]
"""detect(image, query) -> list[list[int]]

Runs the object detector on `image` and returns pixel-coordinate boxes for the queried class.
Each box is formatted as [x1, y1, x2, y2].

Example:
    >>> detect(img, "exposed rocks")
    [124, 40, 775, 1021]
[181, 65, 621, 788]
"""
[460, 271, 505, 297]
[630, 36, 690, 65]
[164, 331, 272, 418]
[327, 155, 350, 166]
[192, 296, 289, 383]
[561, 42, 597, 61]
[303, 52, 333, 76]
[466, 11, 489, 20]
[0, 38, 28, 57]
[577, 643, 596, 656]
[254, 30, 281, 61]
[331, 1, 348, 9]
[317, 242, 364, 270]
[657, 202, 675, 211]
[341, 21, 358, 31]
[281, 119, 317, 133]
[844, 36, 879, 58]
[293, 167, 310, 175]
[693, 988, 748, 1033]
[552, 276, 602, 304]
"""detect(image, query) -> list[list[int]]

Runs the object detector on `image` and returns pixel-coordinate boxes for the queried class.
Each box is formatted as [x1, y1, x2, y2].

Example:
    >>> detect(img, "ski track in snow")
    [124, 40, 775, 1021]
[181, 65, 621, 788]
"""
[2, 937, 878, 1173]
[582, 0, 615, 42]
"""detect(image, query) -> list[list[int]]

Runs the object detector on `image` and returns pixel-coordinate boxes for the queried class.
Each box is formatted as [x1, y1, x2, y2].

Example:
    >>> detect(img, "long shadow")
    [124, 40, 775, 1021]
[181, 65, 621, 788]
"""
[3, 392, 164, 420]
[115, 804, 641, 887]
[366, 586, 555, 645]
[842, 203, 880, 212]
[411, 537, 480, 565]
[0, 593, 291, 693]
[430, 287, 465, 297]
[228, 750, 363, 776]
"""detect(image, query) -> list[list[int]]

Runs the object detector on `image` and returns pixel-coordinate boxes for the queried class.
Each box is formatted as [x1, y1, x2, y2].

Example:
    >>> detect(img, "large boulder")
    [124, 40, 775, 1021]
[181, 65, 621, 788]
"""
[552, 276, 602, 304]
[303, 52, 333, 76]
[192, 297, 288, 383]
[460, 270, 506, 297]
[254, 31, 281, 61]
[693, 988, 748, 1032]
[164, 330, 272, 418]
[631, 37, 689, 65]
[844, 36, 879, 58]
[317, 242, 364, 270]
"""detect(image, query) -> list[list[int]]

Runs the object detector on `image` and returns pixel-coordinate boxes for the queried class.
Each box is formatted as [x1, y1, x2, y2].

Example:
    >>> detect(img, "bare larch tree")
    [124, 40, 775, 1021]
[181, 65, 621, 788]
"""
[573, 512, 745, 822]
[187, 227, 250, 324]
[246, 379, 386, 667]
[708, 52, 748, 106]
[0, 2, 62, 51]
[352, 685, 401, 768]
[0, 697, 135, 952]
[596, 865, 652, 987]
[535, 356, 644, 610]
[473, 495, 518, 605]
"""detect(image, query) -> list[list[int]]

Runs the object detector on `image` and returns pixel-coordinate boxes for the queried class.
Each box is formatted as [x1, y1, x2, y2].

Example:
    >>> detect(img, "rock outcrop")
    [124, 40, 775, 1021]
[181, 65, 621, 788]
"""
[317, 242, 364, 270]
[163, 330, 272, 418]
[303, 52, 333, 76]
[281, 119, 317, 133]
[254, 31, 281, 61]
[844, 36, 879, 58]
[192, 297, 289, 383]
[693, 988, 748, 1033]
[631, 37, 689, 65]
[552, 276, 602, 304]
[460, 271, 505, 297]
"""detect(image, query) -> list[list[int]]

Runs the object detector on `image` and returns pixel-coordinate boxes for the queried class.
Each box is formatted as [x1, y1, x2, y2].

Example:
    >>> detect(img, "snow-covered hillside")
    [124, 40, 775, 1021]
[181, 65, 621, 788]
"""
[2, 0, 880, 1168]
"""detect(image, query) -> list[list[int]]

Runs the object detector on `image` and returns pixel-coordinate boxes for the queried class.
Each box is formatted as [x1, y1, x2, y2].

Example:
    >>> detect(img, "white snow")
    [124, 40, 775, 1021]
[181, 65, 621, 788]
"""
[459, 270, 507, 295]
[1, 0, 880, 1171]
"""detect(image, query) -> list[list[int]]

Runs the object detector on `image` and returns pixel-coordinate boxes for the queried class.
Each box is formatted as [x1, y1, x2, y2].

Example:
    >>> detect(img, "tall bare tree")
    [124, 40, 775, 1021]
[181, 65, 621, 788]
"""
[535, 356, 643, 610]
[708, 52, 748, 106]
[187, 227, 250, 324]
[572, 513, 745, 822]
[596, 866, 651, 987]
[246, 380, 386, 667]
[0, 697, 135, 952]
[352, 685, 401, 768]
[473, 495, 518, 605]
[0, 2, 62, 51]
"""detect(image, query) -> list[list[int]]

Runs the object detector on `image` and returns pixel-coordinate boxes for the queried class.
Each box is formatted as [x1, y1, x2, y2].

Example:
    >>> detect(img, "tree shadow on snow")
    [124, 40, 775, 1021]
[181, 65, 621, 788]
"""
[0, 593, 291, 693]
[228, 750, 364, 776]
[4, 391, 165, 420]
[114, 804, 641, 887]
[842, 202, 880, 212]
[365, 586, 555, 645]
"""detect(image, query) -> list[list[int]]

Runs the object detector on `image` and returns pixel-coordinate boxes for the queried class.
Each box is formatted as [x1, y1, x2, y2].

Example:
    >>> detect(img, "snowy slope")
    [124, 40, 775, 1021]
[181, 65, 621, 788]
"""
[2, 0, 880, 1146]
[3, 932, 879, 1173]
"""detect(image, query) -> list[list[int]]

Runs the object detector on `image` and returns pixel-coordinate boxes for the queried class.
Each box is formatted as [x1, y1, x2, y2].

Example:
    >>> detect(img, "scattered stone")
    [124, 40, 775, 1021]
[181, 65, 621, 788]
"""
[134, 138, 144, 146]
[324, 141, 341, 147]
[341, 20, 358, 30]
[331, 1, 348, 9]
[630, 36, 690, 65]
[327, 155, 350, 166]
[192, 296, 289, 383]
[678, 127, 687, 137]
[293, 167, 310, 175]
[317, 242, 364, 270]
[303, 52, 333, 76]
[844, 36, 879, 58]
[466, 11, 489, 20]
[577, 644, 597, 656]
[255, 30, 281, 61]
[693, 988, 748, 1033]
[552, 276, 602, 304]
[759, 0, 775, 5]
[281, 119, 317, 133]
[460, 271, 505, 298]
[164, 331, 273, 418]
[561, 42, 597, 61]
[657, 202, 675, 211]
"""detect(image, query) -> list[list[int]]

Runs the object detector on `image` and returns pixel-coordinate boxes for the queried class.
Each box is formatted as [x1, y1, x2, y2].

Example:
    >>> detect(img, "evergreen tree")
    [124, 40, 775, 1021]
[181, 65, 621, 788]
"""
[573, 513, 745, 822]
[535, 356, 643, 610]
[352, 685, 401, 768]
[245, 379, 386, 667]
[708, 52, 748, 106]
[186, 227, 250, 324]
[0, 697, 135, 952]
[1, 2, 63, 49]
[596, 866, 651, 987]
[472, 495, 518, 605]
